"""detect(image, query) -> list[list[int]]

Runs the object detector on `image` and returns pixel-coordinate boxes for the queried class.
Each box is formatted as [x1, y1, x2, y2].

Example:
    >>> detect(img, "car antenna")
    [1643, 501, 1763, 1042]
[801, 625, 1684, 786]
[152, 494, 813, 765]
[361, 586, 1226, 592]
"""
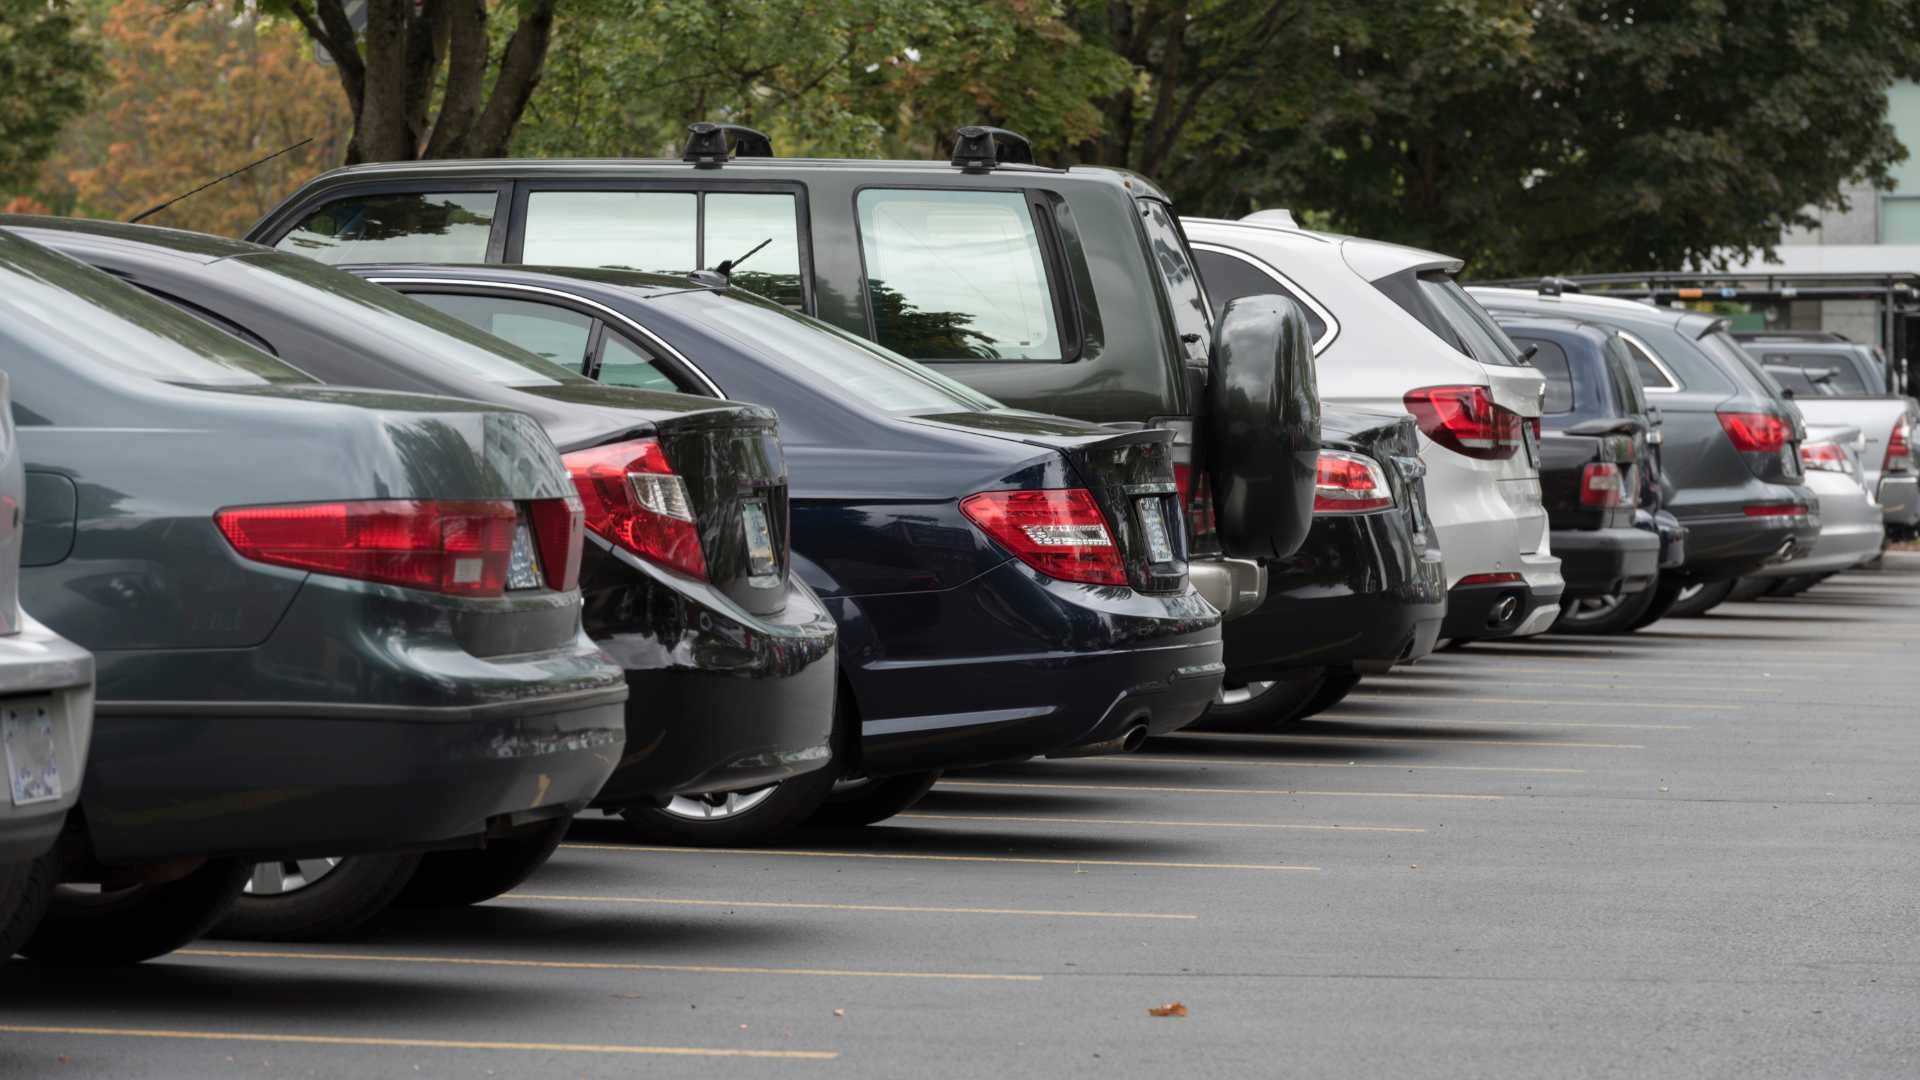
[714, 237, 772, 278]
[127, 136, 315, 224]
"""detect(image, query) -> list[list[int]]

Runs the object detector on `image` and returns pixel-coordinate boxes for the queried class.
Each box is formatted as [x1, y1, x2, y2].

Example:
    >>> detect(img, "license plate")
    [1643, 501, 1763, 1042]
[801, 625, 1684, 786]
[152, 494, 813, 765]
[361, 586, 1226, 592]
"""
[742, 501, 779, 588]
[3, 699, 62, 807]
[1138, 497, 1175, 564]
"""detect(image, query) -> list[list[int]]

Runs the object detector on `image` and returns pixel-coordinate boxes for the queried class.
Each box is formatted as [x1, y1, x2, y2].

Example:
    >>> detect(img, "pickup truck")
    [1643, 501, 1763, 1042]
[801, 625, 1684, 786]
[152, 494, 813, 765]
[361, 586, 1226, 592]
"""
[1738, 340, 1919, 542]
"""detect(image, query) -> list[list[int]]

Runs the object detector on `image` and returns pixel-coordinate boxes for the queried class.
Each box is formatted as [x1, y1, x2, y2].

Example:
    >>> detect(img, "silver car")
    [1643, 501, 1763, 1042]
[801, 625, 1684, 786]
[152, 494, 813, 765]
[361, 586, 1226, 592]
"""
[0, 371, 95, 958]
[1746, 424, 1886, 594]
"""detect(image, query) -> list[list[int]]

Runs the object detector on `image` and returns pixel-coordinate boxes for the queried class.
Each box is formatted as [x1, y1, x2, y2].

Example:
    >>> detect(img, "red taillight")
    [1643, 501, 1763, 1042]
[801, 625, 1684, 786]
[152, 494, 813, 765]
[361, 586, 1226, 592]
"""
[1717, 411, 1791, 454]
[1579, 461, 1627, 508]
[563, 439, 707, 581]
[1885, 417, 1913, 474]
[528, 495, 585, 591]
[959, 488, 1127, 586]
[215, 499, 517, 596]
[1403, 385, 1523, 460]
[1799, 441, 1851, 474]
[1457, 571, 1523, 586]
[1173, 463, 1218, 539]
[1313, 451, 1393, 514]
[1742, 502, 1807, 518]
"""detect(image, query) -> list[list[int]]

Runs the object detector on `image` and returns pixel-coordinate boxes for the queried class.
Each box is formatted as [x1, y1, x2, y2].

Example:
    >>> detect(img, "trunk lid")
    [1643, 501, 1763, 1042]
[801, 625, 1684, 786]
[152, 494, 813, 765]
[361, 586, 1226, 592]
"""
[1321, 406, 1436, 555]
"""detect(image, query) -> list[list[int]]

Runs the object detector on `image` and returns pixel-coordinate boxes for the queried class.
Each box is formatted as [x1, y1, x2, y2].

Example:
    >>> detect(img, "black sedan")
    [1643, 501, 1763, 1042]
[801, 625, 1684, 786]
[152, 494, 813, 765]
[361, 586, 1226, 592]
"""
[346, 261, 1226, 837]
[0, 227, 629, 963]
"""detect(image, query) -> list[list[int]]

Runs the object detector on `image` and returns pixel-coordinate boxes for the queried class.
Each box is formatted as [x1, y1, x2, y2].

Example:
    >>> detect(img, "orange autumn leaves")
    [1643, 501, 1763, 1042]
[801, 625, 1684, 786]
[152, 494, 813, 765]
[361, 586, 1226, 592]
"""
[38, 0, 349, 237]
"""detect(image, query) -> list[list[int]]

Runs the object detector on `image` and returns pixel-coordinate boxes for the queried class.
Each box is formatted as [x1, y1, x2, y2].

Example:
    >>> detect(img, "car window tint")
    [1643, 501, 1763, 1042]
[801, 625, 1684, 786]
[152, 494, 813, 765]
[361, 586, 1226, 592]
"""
[1417, 274, 1526, 366]
[1514, 337, 1574, 413]
[855, 188, 1062, 360]
[1604, 337, 1650, 413]
[597, 333, 681, 392]
[1191, 249, 1328, 347]
[523, 191, 698, 273]
[1375, 270, 1462, 349]
[1620, 335, 1676, 389]
[1764, 365, 1835, 397]
[1771, 352, 1871, 394]
[1704, 332, 1790, 402]
[705, 193, 804, 309]
[1136, 199, 1213, 366]
[406, 293, 590, 371]
[276, 191, 495, 265]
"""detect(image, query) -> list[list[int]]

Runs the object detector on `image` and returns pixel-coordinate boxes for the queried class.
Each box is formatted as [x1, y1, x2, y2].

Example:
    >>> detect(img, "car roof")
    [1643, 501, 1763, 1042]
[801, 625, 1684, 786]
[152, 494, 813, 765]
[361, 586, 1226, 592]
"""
[0, 214, 270, 263]
[1184, 215, 1461, 278]
[1487, 313, 1614, 346]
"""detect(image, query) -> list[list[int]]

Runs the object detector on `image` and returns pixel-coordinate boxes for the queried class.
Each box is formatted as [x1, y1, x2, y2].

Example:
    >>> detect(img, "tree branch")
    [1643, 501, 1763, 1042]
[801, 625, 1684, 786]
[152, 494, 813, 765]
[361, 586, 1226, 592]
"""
[464, 0, 558, 158]
[424, 0, 488, 157]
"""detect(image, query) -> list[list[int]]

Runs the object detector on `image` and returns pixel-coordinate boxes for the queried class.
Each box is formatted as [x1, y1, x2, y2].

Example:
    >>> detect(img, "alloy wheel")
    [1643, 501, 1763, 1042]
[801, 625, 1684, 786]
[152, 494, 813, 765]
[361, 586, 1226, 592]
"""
[244, 858, 342, 897]
[1215, 681, 1275, 707]
[659, 785, 780, 821]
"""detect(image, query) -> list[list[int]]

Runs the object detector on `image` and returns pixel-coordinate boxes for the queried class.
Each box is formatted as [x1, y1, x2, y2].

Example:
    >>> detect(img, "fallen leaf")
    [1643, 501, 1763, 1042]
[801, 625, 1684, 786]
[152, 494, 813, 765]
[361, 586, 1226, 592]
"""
[833, 1009, 846, 1018]
[1147, 1002, 1189, 1018]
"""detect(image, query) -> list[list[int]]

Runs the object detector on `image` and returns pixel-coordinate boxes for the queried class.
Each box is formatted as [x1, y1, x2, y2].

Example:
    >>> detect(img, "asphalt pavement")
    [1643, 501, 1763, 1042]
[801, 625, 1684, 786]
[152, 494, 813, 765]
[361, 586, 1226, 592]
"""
[5, 556, 1918, 1078]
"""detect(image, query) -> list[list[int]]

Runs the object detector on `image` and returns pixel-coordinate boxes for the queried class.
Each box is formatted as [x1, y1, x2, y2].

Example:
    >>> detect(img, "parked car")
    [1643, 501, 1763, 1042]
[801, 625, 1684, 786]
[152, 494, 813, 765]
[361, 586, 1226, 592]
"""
[1183, 212, 1565, 642]
[10, 216, 839, 881]
[0, 371, 96, 960]
[342, 261, 1230, 822]
[1741, 424, 1885, 595]
[243, 124, 1322, 644]
[0, 228, 628, 963]
[1732, 332, 1897, 394]
[1734, 338, 1920, 542]
[1493, 314, 1687, 633]
[1472, 284, 1819, 621]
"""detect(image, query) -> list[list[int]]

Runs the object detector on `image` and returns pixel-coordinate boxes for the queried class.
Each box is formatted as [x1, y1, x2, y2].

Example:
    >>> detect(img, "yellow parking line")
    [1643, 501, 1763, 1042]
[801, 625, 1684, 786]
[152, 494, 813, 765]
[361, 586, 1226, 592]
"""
[1107, 753, 1584, 774]
[505, 892, 1198, 920]
[1339, 694, 1726, 713]
[899, 811, 1428, 832]
[563, 843, 1317, 872]
[0, 1024, 836, 1060]
[178, 947, 1038, 982]
[939, 779, 1502, 801]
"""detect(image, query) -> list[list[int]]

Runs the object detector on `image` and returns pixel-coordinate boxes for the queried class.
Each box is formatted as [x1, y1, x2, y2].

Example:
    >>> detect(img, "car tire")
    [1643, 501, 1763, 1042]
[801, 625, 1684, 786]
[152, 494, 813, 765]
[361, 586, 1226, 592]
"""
[618, 764, 843, 847]
[210, 852, 424, 942]
[1553, 588, 1662, 635]
[0, 856, 56, 960]
[391, 818, 572, 909]
[806, 771, 942, 829]
[1295, 668, 1362, 720]
[1727, 577, 1775, 603]
[1769, 574, 1823, 598]
[1665, 579, 1736, 618]
[21, 858, 250, 965]
[1198, 669, 1329, 729]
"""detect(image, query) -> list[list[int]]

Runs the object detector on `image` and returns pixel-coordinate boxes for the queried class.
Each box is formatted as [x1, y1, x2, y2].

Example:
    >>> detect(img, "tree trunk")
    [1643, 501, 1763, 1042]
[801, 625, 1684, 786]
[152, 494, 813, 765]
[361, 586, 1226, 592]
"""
[463, 0, 558, 158]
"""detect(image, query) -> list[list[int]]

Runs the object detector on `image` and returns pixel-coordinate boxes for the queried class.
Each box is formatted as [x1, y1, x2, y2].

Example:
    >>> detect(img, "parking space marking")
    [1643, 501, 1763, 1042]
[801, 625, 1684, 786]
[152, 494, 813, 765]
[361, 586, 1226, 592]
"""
[1340, 694, 1727, 713]
[939, 779, 1502, 801]
[0, 1025, 837, 1061]
[563, 843, 1318, 872]
[504, 892, 1199, 920]
[1217, 733, 1645, 750]
[1111, 753, 1585, 774]
[1436, 664, 1819, 682]
[1364, 676, 1783, 695]
[899, 811, 1428, 832]
[178, 947, 1041, 982]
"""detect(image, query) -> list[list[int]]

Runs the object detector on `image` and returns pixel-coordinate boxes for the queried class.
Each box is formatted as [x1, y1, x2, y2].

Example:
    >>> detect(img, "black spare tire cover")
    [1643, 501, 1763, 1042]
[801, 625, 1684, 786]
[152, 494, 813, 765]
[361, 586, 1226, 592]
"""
[1207, 294, 1320, 561]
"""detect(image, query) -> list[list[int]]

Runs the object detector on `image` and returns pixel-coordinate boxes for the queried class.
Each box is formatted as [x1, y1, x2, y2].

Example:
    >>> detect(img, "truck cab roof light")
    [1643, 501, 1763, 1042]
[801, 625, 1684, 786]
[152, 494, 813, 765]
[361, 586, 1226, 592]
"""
[951, 125, 1033, 171]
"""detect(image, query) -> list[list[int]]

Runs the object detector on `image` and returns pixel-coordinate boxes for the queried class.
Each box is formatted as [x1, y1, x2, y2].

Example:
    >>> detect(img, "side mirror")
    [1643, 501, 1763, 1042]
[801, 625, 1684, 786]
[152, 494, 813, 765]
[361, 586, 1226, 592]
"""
[1206, 294, 1320, 561]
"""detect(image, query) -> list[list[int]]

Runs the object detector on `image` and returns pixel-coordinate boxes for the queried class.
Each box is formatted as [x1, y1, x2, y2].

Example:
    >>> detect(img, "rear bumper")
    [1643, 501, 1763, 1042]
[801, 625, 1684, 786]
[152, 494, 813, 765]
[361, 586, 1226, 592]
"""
[833, 562, 1224, 777]
[1750, 483, 1884, 578]
[1670, 504, 1821, 582]
[1878, 474, 1919, 527]
[1225, 513, 1446, 677]
[0, 616, 94, 864]
[1553, 527, 1660, 598]
[586, 553, 838, 805]
[1441, 560, 1564, 640]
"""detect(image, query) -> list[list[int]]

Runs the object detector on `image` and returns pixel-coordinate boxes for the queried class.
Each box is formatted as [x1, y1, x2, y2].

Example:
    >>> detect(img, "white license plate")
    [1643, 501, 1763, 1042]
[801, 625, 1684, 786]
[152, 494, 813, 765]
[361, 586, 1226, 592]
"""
[742, 501, 779, 588]
[3, 698, 62, 807]
[1139, 497, 1175, 564]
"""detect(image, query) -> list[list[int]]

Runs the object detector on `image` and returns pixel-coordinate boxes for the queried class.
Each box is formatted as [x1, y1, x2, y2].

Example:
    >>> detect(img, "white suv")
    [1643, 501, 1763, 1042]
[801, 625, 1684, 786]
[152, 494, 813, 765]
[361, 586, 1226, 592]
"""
[1185, 213, 1564, 639]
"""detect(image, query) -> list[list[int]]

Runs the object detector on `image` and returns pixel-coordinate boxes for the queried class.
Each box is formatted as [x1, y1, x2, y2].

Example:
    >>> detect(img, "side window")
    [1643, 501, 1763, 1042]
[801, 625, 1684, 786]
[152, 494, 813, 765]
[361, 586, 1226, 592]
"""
[1604, 338, 1650, 414]
[1191, 249, 1329, 348]
[1513, 337, 1574, 413]
[1619, 334, 1677, 391]
[522, 191, 697, 273]
[595, 334, 682, 392]
[1136, 199, 1212, 366]
[276, 191, 496, 265]
[1784, 352, 1869, 393]
[409, 293, 592, 372]
[705, 193, 804, 309]
[855, 188, 1063, 360]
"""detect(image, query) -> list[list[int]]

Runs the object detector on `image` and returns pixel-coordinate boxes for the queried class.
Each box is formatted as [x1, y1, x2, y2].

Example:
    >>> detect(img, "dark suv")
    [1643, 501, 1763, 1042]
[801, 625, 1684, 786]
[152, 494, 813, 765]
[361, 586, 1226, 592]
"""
[246, 124, 1323, 703]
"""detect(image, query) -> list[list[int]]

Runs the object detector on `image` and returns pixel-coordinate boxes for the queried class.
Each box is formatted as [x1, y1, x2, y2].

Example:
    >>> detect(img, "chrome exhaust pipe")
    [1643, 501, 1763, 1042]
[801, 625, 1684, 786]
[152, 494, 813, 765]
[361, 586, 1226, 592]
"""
[1488, 594, 1520, 628]
[1049, 722, 1150, 759]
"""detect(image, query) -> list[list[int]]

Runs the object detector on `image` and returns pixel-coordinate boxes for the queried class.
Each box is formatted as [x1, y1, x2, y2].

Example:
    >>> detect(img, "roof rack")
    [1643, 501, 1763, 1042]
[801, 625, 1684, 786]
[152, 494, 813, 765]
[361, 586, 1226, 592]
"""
[682, 122, 774, 168]
[1536, 276, 1584, 297]
[1730, 329, 1852, 343]
[950, 126, 1033, 172]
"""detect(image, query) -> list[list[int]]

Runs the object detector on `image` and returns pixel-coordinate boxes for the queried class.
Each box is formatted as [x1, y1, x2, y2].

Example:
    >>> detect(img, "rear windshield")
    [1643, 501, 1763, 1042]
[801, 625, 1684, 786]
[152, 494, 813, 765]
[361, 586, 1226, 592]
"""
[1701, 331, 1792, 404]
[0, 230, 305, 386]
[1757, 351, 1872, 395]
[1378, 270, 1528, 366]
[234, 253, 581, 387]
[662, 288, 1003, 415]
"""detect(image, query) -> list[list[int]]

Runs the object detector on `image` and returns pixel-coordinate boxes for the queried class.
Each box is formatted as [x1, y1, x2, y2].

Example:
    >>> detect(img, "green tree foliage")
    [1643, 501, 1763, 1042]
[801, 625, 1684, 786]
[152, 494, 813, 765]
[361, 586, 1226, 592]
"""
[0, 0, 99, 194]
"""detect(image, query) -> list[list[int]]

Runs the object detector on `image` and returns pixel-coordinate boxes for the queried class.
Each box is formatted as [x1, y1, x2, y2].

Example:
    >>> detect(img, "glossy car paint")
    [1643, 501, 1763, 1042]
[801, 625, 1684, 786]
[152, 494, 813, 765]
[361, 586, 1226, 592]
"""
[1227, 407, 1445, 679]
[1182, 216, 1564, 638]
[1748, 425, 1883, 579]
[0, 372, 95, 867]
[1472, 287, 1820, 583]
[9, 217, 836, 802]
[243, 157, 1318, 620]
[349, 265, 1226, 777]
[0, 228, 628, 869]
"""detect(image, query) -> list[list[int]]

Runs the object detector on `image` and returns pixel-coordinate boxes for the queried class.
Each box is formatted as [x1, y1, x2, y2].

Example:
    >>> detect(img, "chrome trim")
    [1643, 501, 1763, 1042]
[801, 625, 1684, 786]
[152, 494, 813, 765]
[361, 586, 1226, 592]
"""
[1186, 242, 1340, 356]
[1616, 328, 1682, 393]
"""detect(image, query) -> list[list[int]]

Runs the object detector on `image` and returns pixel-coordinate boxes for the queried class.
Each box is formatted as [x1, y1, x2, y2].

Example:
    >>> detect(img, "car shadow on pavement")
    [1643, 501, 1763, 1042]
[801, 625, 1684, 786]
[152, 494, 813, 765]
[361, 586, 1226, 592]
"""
[907, 786, 1145, 816]
[787, 822, 1223, 863]
[353, 897, 795, 954]
[0, 961, 494, 1021]
[1136, 733, 1411, 763]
